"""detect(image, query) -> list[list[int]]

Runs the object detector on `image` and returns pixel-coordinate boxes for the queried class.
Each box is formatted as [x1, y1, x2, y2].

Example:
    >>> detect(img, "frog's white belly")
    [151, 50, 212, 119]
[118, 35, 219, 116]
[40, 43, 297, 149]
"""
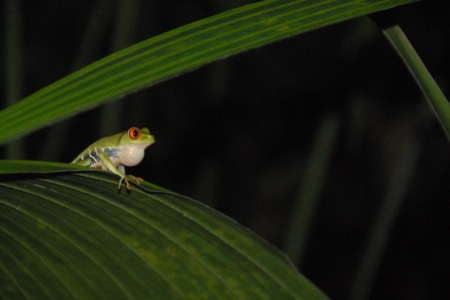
[111, 143, 151, 167]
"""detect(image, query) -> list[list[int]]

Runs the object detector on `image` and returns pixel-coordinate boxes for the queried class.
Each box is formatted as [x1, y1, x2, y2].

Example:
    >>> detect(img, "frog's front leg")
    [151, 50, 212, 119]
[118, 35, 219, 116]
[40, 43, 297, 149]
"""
[118, 165, 144, 189]
[117, 165, 135, 190]
[118, 165, 145, 186]
[99, 152, 131, 190]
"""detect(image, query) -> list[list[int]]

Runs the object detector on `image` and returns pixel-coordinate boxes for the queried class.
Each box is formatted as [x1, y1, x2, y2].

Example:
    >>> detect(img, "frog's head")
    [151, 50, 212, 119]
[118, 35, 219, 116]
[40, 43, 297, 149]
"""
[118, 127, 155, 167]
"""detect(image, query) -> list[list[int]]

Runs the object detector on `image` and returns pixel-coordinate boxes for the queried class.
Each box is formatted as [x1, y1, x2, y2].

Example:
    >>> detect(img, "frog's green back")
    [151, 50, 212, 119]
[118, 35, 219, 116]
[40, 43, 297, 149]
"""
[71, 131, 126, 163]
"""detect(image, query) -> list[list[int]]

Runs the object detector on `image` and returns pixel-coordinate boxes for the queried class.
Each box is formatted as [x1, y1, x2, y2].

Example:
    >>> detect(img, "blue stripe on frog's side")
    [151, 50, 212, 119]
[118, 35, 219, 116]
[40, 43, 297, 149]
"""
[77, 146, 119, 166]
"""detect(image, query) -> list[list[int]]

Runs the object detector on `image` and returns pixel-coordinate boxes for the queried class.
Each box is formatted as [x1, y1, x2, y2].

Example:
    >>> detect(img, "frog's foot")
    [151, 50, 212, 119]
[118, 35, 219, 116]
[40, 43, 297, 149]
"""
[127, 174, 144, 185]
[118, 176, 132, 190]
[118, 175, 143, 191]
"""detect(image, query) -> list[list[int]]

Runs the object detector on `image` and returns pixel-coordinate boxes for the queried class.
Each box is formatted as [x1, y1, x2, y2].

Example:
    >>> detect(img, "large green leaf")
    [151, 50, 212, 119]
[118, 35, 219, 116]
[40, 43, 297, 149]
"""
[0, 0, 418, 145]
[0, 162, 327, 299]
[0, 160, 88, 174]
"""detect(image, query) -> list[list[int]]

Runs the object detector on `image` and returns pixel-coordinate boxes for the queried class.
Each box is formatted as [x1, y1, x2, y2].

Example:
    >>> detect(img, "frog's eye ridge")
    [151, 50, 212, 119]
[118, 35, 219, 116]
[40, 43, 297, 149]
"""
[128, 127, 141, 140]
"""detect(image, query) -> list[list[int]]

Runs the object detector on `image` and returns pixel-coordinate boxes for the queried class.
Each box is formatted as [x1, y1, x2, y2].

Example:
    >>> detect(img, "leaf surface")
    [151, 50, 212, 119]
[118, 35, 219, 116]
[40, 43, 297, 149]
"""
[0, 162, 328, 299]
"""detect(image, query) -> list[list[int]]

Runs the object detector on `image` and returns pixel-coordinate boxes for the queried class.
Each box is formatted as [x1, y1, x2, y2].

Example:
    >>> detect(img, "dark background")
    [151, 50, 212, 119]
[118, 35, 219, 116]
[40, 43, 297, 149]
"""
[2, 1, 450, 299]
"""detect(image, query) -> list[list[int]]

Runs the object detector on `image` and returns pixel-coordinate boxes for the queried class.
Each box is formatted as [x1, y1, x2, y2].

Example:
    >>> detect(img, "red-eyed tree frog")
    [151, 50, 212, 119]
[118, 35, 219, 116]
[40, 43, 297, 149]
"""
[71, 127, 155, 190]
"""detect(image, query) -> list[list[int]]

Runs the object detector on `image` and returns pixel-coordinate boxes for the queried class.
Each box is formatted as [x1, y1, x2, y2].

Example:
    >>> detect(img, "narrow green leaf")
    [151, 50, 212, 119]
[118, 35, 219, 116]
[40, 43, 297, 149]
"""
[0, 167, 328, 299]
[383, 25, 450, 141]
[0, 0, 418, 145]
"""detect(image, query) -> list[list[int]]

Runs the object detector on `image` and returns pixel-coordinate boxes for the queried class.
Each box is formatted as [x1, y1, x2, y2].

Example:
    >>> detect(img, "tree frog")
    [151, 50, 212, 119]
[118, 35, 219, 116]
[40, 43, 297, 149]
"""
[71, 127, 155, 190]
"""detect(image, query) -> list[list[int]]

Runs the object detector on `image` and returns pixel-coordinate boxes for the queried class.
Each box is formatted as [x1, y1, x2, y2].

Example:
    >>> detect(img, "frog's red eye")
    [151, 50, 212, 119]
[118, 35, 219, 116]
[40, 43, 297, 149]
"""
[128, 127, 141, 140]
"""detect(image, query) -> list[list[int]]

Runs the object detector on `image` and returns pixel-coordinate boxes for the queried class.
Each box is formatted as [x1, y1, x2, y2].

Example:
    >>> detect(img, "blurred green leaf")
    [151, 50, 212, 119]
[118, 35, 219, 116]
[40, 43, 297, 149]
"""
[0, 162, 328, 299]
[0, 0, 418, 145]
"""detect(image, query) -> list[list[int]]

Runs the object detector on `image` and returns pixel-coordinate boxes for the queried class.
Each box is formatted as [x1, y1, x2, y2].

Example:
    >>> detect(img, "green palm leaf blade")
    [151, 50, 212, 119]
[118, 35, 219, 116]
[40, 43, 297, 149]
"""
[0, 163, 328, 299]
[0, 0, 418, 145]
[382, 25, 450, 140]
